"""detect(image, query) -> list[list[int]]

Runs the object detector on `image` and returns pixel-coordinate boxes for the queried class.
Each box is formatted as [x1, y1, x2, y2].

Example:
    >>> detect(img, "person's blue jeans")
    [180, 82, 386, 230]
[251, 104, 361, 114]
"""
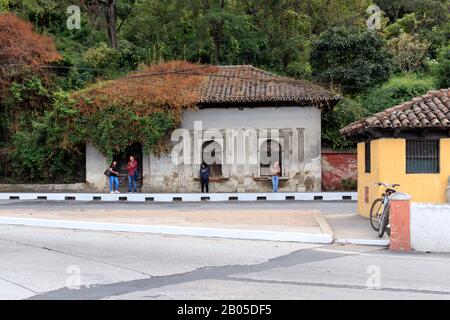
[109, 176, 119, 192]
[272, 176, 279, 192]
[128, 175, 137, 192]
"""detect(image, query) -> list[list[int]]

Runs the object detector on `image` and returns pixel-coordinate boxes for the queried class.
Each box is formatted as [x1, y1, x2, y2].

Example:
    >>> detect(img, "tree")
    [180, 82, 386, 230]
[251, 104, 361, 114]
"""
[0, 13, 60, 119]
[0, 13, 60, 71]
[310, 26, 392, 94]
[387, 33, 430, 73]
[434, 45, 450, 88]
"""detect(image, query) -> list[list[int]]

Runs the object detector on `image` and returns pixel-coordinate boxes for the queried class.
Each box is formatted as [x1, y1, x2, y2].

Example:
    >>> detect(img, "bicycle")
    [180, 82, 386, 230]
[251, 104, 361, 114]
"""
[369, 182, 400, 238]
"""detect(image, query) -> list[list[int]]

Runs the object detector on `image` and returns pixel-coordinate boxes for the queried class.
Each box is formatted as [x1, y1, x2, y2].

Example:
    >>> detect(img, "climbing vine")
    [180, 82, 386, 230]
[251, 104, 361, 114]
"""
[70, 61, 218, 157]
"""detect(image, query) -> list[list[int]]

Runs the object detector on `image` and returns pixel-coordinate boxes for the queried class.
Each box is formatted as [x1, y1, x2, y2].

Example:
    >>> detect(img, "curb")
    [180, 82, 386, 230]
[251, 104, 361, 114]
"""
[335, 238, 390, 246]
[0, 217, 334, 244]
[0, 192, 357, 203]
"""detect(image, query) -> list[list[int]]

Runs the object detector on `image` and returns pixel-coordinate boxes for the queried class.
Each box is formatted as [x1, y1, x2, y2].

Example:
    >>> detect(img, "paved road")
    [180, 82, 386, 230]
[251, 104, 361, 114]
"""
[0, 199, 356, 214]
[1, 222, 450, 300]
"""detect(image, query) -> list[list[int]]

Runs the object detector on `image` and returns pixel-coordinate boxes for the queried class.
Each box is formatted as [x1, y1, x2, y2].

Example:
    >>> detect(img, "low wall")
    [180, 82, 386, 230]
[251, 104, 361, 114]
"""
[321, 151, 357, 191]
[411, 203, 450, 252]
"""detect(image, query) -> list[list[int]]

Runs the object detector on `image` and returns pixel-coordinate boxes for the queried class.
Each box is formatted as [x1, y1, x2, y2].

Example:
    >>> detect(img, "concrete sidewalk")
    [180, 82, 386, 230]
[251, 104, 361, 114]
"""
[0, 208, 333, 244]
[0, 201, 387, 246]
[324, 213, 389, 246]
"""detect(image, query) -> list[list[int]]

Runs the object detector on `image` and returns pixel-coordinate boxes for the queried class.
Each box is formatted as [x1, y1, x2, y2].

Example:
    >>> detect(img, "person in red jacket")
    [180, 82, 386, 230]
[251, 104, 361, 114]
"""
[126, 156, 138, 193]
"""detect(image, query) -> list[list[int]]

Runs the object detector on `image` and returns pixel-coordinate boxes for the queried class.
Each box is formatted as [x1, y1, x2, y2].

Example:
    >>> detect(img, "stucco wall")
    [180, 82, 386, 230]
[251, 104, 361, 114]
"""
[141, 106, 321, 192]
[181, 107, 321, 161]
[357, 138, 450, 216]
[86, 106, 322, 193]
[411, 203, 450, 252]
[86, 143, 108, 191]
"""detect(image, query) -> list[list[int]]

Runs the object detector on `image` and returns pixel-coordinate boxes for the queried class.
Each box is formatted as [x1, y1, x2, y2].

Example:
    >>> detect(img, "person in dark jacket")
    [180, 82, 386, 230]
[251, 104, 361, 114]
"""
[108, 161, 120, 193]
[199, 162, 210, 193]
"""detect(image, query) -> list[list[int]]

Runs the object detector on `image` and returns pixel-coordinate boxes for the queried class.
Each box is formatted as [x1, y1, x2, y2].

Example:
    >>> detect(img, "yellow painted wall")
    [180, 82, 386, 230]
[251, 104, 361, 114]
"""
[357, 138, 450, 217]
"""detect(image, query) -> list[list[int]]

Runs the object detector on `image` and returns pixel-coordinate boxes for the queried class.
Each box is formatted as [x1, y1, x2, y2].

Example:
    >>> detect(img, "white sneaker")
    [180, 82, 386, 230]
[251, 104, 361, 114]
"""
[110, 191, 114, 194]
[114, 191, 120, 194]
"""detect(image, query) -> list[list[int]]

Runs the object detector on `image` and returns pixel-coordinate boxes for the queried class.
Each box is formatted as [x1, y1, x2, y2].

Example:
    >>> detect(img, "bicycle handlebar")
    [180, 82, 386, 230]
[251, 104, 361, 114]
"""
[375, 182, 400, 188]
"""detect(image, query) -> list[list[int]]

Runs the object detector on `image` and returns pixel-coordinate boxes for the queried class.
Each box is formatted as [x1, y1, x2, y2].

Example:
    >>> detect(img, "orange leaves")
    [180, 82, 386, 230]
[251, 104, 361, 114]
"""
[73, 61, 219, 122]
[0, 14, 61, 103]
[0, 13, 61, 68]
[70, 61, 220, 155]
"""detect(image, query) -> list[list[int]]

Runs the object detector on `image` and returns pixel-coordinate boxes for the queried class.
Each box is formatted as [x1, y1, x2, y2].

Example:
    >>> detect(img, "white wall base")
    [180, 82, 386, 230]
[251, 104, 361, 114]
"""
[411, 203, 450, 253]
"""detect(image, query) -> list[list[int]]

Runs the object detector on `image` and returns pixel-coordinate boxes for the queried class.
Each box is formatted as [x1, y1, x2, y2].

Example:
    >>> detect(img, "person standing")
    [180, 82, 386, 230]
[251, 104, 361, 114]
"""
[126, 156, 138, 193]
[108, 161, 120, 194]
[199, 162, 210, 193]
[271, 161, 281, 192]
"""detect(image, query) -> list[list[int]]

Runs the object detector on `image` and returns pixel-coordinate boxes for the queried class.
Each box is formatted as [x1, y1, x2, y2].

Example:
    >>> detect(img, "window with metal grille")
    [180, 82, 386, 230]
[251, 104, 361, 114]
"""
[406, 139, 440, 174]
[365, 141, 371, 173]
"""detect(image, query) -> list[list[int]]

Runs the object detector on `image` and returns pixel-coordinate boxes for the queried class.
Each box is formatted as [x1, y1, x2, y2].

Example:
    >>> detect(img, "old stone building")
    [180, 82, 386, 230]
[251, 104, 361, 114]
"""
[86, 65, 340, 192]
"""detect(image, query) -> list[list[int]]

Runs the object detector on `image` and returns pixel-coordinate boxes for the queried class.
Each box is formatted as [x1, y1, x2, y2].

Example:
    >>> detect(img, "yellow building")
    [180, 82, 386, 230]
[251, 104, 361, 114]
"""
[341, 89, 450, 217]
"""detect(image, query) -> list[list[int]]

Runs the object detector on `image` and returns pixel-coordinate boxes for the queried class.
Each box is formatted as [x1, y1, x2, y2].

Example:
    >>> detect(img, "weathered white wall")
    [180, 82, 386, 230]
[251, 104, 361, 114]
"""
[181, 106, 321, 162]
[143, 106, 321, 192]
[87, 106, 322, 192]
[411, 203, 450, 252]
[86, 143, 108, 191]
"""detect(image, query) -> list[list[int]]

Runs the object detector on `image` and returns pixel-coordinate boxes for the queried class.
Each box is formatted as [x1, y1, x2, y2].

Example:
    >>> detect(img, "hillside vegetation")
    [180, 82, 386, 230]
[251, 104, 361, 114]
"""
[0, 0, 448, 182]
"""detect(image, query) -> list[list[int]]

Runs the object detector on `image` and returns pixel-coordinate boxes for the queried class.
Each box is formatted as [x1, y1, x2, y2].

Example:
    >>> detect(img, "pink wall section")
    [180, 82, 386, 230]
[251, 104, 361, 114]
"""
[321, 151, 357, 191]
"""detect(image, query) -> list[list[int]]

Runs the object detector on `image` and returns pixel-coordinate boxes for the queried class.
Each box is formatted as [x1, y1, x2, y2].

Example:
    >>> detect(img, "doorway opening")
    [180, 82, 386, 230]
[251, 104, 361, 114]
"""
[113, 142, 143, 192]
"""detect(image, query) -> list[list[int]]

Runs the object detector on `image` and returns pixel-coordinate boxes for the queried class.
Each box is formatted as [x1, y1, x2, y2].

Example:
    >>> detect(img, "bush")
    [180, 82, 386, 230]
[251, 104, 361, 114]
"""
[359, 74, 435, 114]
[434, 45, 450, 88]
[384, 13, 419, 38]
[387, 33, 430, 73]
[342, 178, 357, 191]
[10, 114, 85, 183]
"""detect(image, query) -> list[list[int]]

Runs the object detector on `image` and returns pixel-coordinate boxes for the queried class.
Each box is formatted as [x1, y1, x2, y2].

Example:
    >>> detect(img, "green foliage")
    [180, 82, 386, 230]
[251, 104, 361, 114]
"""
[6, 89, 176, 182]
[9, 76, 48, 103]
[322, 98, 365, 149]
[387, 33, 430, 73]
[377, 0, 449, 27]
[0, 0, 9, 12]
[323, 74, 436, 149]
[81, 105, 175, 157]
[311, 27, 392, 93]
[342, 178, 357, 191]
[359, 74, 436, 114]
[434, 45, 450, 88]
[9, 92, 85, 183]
[1, 0, 449, 181]
[384, 13, 419, 38]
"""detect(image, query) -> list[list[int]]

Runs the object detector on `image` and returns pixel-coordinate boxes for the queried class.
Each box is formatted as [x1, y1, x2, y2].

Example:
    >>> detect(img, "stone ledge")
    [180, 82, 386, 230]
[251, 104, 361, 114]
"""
[253, 177, 289, 182]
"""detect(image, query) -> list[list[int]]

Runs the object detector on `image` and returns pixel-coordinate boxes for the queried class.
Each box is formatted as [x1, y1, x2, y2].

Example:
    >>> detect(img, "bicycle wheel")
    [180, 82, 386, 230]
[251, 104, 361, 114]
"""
[378, 205, 389, 238]
[369, 198, 383, 231]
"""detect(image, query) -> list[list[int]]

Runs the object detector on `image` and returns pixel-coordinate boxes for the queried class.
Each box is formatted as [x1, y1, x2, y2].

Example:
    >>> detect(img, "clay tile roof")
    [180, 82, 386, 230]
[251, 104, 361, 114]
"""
[198, 65, 340, 106]
[340, 88, 450, 137]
